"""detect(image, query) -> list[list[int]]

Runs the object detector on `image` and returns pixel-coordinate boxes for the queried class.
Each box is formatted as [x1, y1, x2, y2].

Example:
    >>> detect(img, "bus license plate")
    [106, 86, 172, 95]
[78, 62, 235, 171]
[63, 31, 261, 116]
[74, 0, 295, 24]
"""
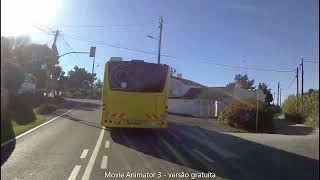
[127, 119, 142, 125]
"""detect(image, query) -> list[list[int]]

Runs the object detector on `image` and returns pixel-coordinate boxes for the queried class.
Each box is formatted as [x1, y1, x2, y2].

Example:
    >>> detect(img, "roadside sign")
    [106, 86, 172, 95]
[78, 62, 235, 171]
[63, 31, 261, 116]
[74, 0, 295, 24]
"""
[90, 47, 96, 57]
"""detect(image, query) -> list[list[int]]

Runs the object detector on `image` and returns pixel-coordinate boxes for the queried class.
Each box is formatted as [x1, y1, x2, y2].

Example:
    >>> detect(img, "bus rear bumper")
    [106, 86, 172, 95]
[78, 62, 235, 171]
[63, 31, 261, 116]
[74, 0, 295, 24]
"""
[101, 119, 167, 129]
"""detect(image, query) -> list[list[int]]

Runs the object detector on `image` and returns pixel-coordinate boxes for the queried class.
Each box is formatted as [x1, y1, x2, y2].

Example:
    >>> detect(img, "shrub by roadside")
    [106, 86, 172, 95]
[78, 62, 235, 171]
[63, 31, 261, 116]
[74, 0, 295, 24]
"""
[1, 93, 63, 143]
[34, 103, 58, 115]
[282, 91, 319, 126]
[218, 98, 274, 133]
[63, 89, 101, 100]
[1, 108, 45, 143]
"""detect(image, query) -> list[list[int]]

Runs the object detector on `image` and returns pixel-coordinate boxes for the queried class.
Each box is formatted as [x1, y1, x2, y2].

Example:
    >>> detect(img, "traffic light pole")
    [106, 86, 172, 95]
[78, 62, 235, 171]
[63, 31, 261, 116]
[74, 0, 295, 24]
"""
[92, 56, 95, 74]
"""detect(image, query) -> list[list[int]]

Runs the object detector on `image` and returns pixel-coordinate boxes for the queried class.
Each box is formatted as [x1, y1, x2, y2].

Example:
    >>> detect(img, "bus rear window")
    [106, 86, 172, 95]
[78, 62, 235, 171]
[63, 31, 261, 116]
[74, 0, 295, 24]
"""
[108, 61, 168, 92]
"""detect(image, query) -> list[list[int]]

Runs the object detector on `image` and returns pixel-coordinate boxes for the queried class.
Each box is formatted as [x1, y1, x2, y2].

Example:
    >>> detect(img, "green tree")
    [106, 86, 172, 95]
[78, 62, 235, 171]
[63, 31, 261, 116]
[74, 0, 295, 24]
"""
[1, 60, 24, 94]
[14, 43, 58, 92]
[226, 74, 255, 90]
[67, 66, 97, 91]
[1, 36, 29, 94]
[50, 65, 66, 96]
[258, 82, 273, 104]
[94, 79, 103, 90]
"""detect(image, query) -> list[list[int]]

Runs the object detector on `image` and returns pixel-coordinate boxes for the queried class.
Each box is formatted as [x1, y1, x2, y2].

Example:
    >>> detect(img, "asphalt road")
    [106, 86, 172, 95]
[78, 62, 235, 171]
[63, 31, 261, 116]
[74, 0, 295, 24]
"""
[1, 99, 319, 180]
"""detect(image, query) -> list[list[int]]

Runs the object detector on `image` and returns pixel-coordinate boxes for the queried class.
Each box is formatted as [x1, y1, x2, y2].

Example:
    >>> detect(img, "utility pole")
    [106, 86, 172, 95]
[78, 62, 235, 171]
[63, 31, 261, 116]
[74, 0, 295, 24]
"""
[296, 67, 299, 102]
[157, 16, 163, 64]
[52, 30, 60, 57]
[92, 57, 95, 74]
[280, 88, 282, 107]
[277, 82, 280, 106]
[256, 89, 259, 133]
[301, 58, 304, 104]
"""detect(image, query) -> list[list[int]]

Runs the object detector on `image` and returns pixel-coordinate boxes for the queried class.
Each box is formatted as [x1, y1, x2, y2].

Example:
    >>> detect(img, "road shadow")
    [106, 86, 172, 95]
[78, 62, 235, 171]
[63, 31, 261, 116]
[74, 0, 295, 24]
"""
[110, 122, 319, 180]
[273, 118, 315, 135]
[74, 102, 100, 111]
[61, 114, 104, 130]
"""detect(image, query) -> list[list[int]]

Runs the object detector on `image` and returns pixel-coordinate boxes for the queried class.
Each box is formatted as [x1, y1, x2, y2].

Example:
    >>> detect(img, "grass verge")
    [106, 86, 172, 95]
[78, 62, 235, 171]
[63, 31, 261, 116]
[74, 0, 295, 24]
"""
[1, 108, 45, 144]
[11, 109, 45, 136]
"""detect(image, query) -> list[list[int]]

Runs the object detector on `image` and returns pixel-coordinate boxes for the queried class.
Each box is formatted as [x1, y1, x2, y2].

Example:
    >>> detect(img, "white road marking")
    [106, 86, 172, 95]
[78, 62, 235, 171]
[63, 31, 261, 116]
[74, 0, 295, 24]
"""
[68, 165, 81, 180]
[193, 149, 215, 163]
[105, 140, 110, 148]
[80, 149, 89, 159]
[81, 128, 105, 180]
[101, 155, 108, 169]
[1, 102, 83, 148]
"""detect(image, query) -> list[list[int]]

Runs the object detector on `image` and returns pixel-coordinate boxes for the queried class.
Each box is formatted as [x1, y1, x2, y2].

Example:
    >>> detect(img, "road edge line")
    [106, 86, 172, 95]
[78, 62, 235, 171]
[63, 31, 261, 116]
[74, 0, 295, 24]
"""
[1, 102, 83, 148]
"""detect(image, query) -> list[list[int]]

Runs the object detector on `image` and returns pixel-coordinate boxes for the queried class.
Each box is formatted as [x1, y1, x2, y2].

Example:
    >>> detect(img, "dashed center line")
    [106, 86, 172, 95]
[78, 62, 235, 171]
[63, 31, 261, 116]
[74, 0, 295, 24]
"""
[105, 140, 110, 148]
[68, 165, 81, 180]
[101, 155, 108, 169]
[80, 149, 89, 159]
[81, 128, 105, 180]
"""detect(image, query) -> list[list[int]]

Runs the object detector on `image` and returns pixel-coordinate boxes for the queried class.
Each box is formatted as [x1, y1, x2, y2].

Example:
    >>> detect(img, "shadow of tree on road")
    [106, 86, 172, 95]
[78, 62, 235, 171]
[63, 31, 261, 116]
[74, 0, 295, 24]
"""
[110, 121, 319, 180]
[273, 118, 316, 135]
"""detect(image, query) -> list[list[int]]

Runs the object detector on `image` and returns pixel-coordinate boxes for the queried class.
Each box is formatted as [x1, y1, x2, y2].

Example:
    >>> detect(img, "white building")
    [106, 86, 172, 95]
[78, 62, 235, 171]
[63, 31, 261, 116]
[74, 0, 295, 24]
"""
[169, 74, 205, 98]
[168, 75, 266, 117]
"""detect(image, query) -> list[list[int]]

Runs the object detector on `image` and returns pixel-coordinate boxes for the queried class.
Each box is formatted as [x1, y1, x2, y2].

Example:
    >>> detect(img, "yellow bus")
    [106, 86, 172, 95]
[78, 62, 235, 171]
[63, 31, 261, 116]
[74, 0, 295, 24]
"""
[101, 58, 170, 128]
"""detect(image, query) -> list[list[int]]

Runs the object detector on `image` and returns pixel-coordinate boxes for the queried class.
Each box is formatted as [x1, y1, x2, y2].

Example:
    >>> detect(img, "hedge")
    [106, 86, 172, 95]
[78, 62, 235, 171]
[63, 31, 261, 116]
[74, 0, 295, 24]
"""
[218, 98, 274, 133]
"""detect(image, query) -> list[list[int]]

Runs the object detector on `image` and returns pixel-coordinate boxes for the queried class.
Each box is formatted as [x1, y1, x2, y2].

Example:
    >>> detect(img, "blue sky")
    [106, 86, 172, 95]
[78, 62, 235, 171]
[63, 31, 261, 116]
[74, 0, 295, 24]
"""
[2, 0, 319, 101]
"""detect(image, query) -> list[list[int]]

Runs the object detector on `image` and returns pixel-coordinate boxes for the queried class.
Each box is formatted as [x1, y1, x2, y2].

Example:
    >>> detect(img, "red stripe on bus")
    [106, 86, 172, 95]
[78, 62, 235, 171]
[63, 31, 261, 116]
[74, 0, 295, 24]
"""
[153, 115, 158, 119]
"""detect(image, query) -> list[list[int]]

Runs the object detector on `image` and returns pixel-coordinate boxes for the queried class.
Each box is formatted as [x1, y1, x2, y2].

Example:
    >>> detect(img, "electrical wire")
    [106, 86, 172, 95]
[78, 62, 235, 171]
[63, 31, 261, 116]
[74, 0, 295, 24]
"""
[52, 23, 155, 28]
[198, 61, 295, 73]
[32, 25, 51, 35]
[304, 60, 319, 63]
[287, 76, 296, 90]
[62, 33, 297, 73]
[62, 34, 177, 58]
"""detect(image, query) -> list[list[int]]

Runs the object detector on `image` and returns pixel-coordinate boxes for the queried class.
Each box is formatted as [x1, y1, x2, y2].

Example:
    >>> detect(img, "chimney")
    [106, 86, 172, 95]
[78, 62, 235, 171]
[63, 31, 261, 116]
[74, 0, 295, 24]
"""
[177, 74, 182, 79]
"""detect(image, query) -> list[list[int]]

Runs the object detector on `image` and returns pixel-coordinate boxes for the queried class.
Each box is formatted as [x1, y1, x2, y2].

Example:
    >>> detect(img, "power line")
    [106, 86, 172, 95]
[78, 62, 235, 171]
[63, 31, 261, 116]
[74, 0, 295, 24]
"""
[62, 33, 297, 74]
[62, 34, 177, 58]
[32, 25, 51, 35]
[198, 61, 295, 73]
[52, 23, 155, 28]
[170, 0, 216, 26]
[40, 25, 54, 34]
[304, 60, 319, 63]
[190, 0, 216, 17]
[287, 75, 296, 89]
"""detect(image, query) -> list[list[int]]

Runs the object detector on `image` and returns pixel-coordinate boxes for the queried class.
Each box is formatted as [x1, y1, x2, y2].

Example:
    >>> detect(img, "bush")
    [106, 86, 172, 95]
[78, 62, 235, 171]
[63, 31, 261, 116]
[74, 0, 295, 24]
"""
[35, 103, 57, 114]
[282, 91, 319, 126]
[64, 89, 101, 99]
[87, 89, 102, 99]
[218, 98, 274, 133]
